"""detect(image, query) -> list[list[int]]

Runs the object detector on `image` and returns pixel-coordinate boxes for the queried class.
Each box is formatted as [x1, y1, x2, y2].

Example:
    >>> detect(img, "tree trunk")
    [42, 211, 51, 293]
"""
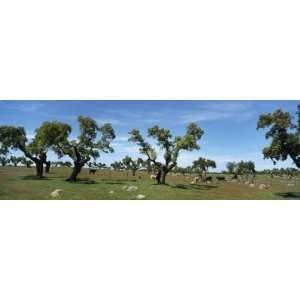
[156, 169, 162, 184]
[160, 170, 168, 184]
[132, 169, 136, 176]
[66, 164, 82, 182]
[45, 161, 51, 173]
[35, 161, 44, 178]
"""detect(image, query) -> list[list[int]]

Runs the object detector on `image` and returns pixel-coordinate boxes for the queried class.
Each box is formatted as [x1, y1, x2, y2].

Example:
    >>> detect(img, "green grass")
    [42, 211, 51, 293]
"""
[0, 166, 300, 199]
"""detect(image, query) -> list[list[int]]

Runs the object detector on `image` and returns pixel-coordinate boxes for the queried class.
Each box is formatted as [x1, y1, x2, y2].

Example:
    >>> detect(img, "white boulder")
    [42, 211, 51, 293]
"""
[50, 189, 63, 198]
[126, 185, 138, 192]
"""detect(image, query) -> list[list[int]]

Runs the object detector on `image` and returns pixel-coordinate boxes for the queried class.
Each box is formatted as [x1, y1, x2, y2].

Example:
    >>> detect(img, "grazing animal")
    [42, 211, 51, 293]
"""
[89, 169, 97, 175]
[204, 176, 212, 182]
[150, 174, 157, 180]
[191, 176, 201, 184]
[136, 194, 146, 200]
[216, 176, 225, 181]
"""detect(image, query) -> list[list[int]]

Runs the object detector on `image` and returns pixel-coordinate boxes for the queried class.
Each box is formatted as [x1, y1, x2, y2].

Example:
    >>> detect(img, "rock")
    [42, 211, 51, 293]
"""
[245, 181, 250, 185]
[50, 189, 63, 198]
[287, 183, 295, 187]
[108, 190, 114, 194]
[136, 194, 146, 200]
[122, 185, 128, 190]
[231, 179, 237, 183]
[126, 185, 138, 192]
[259, 184, 267, 190]
[249, 184, 255, 188]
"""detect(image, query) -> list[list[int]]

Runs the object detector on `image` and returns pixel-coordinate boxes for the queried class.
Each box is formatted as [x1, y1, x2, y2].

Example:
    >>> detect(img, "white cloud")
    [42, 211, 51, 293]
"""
[178, 102, 255, 123]
[16, 102, 45, 112]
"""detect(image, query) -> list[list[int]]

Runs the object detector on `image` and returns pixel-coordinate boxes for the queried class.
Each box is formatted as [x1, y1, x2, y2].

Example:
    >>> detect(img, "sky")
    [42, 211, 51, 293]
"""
[0, 100, 299, 171]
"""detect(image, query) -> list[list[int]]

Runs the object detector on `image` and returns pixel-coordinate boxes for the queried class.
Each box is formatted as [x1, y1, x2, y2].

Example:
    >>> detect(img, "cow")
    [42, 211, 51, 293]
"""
[89, 169, 97, 175]
[216, 176, 226, 181]
[203, 176, 213, 183]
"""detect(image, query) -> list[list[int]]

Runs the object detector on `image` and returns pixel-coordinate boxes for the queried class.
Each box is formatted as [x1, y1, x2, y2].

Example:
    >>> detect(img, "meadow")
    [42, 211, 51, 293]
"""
[0, 166, 299, 200]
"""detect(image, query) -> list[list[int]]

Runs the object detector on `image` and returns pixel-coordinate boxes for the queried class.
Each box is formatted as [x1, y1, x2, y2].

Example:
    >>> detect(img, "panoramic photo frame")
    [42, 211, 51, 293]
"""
[0, 100, 299, 200]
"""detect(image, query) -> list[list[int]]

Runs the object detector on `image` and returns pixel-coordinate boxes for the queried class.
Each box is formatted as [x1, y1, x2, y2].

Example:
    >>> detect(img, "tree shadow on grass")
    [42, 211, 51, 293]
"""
[101, 178, 137, 182]
[70, 178, 97, 184]
[21, 175, 51, 180]
[275, 192, 300, 199]
[188, 184, 218, 190]
[173, 184, 188, 189]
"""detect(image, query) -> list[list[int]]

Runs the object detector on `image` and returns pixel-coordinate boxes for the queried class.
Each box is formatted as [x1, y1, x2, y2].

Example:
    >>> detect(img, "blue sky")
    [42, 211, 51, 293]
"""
[0, 100, 299, 171]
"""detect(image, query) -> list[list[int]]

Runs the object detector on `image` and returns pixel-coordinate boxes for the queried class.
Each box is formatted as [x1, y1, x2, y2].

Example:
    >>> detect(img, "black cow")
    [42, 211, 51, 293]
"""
[216, 176, 226, 181]
[203, 176, 213, 182]
[89, 169, 97, 175]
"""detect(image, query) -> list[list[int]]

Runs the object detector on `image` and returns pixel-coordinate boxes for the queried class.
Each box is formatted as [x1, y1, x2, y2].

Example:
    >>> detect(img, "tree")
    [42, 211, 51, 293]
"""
[257, 105, 300, 168]
[129, 123, 204, 184]
[19, 156, 33, 168]
[10, 155, 22, 167]
[57, 161, 72, 168]
[121, 156, 132, 178]
[121, 156, 144, 176]
[236, 160, 256, 182]
[226, 162, 238, 174]
[45, 161, 51, 173]
[0, 123, 70, 177]
[48, 116, 116, 182]
[0, 145, 9, 166]
[111, 161, 123, 171]
[193, 157, 216, 181]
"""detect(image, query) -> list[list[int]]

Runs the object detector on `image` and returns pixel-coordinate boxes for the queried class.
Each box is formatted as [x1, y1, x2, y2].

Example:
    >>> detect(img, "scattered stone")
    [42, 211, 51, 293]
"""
[122, 185, 128, 190]
[287, 183, 295, 187]
[258, 184, 267, 190]
[249, 184, 255, 188]
[245, 181, 250, 185]
[136, 194, 146, 200]
[231, 179, 237, 183]
[50, 189, 63, 198]
[126, 185, 138, 192]
[108, 190, 114, 194]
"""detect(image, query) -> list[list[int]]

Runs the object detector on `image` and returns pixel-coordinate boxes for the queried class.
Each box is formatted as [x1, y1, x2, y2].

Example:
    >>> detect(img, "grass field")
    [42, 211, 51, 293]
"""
[0, 166, 300, 200]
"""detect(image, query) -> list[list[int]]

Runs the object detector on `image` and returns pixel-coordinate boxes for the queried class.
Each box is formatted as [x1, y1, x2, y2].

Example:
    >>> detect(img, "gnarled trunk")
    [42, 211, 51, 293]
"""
[35, 161, 44, 178]
[66, 163, 83, 182]
[45, 161, 51, 173]
[160, 169, 168, 184]
[156, 169, 162, 184]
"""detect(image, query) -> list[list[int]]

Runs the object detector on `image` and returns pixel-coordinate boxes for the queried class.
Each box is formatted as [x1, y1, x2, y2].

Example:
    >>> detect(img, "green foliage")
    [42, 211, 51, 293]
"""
[237, 160, 256, 175]
[257, 105, 300, 168]
[120, 156, 144, 175]
[193, 157, 217, 173]
[129, 123, 204, 183]
[51, 116, 116, 165]
[0, 126, 27, 152]
[111, 161, 124, 171]
[226, 162, 238, 174]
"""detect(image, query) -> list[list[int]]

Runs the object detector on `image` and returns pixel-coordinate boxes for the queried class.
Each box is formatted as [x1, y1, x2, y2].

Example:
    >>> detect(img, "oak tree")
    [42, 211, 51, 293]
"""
[257, 105, 300, 168]
[128, 123, 204, 184]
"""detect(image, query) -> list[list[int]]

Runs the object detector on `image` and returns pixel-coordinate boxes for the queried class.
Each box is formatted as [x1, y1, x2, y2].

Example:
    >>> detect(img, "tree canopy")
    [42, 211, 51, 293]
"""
[128, 123, 204, 184]
[0, 124, 69, 177]
[46, 116, 116, 181]
[257, 105, 300, 168]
